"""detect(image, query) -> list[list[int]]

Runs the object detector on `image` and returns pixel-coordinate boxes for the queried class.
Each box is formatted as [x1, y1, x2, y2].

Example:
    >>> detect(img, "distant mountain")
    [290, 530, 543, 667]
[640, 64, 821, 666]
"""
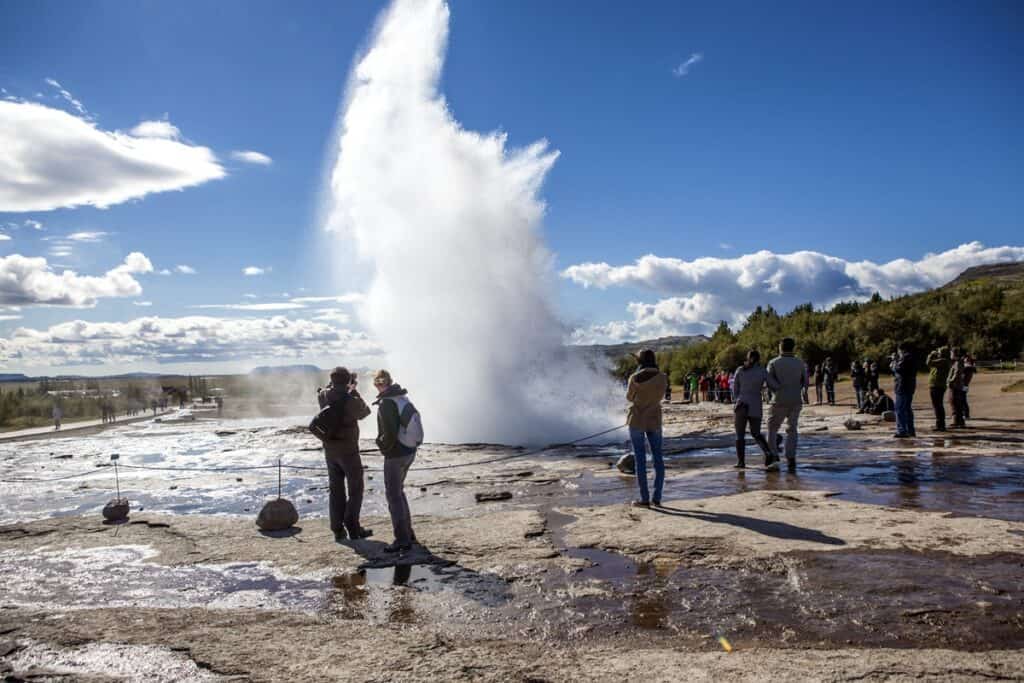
[0, 373, 30, 382]
[250, 365, 322, 376]
[948, 261, 1024, 287]
[577, 335, 708, 357]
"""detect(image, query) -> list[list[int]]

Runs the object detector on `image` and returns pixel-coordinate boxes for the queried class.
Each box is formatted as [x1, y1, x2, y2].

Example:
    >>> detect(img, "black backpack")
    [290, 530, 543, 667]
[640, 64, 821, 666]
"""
[309, 393, 349, 441]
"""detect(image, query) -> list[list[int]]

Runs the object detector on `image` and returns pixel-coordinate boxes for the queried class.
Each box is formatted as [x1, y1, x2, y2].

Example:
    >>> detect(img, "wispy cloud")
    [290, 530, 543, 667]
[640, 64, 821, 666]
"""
[242, 266, 270, 276]
[231, 150, 273, 166]
[672, 53, 703, 78]
[719, 242, 733, 250]
[24, 220, 43, 231]
[133, 301, 153, 307]
[0, 234, 10, 242]
[175, 265, 196, 275]
[44, 77, 90, 118]
[66, 231, 108, 242]
[289, 293, 365, 305]
[192, 302, 306, 311]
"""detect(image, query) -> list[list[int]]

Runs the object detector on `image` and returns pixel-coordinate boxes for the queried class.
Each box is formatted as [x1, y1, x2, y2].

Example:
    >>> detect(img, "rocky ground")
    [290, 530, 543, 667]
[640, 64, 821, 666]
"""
[1, 371, 1022, 681]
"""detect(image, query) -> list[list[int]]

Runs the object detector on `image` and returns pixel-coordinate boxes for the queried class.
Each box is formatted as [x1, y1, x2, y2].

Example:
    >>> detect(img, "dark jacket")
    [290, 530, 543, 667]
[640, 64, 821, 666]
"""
[317, 384, 371, 456]
[374, 384, 416, 458]
[868, 393, 895, 414]
[626, 366, 668, 430]
[926, 349, 951, 390]
[850, 364, 866, 388]
[891, 351, 918, 396]
[823, 362, 838, 386]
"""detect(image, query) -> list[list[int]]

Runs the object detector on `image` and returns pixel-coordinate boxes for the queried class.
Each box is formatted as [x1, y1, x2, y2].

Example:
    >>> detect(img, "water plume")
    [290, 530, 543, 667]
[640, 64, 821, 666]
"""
[322, 0, 619, 445]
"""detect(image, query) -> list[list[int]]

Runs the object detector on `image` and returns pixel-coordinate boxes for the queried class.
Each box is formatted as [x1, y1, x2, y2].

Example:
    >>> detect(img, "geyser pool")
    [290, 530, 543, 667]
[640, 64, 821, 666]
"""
[323, 0, 619, 445]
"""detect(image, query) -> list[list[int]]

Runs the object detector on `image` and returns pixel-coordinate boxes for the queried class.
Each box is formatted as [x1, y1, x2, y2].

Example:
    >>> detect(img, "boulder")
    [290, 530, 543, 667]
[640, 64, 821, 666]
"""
[843, 419, 862, 431]
[257, 498, 299, 531]
[882, 410, 896, 422]
[615, 453, 635, 475]
[102, 498, 130, 522]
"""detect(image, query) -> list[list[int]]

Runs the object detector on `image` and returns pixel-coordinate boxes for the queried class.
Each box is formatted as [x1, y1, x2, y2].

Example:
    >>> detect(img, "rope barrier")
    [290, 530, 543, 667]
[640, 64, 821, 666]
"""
[0, 423, 629, 484]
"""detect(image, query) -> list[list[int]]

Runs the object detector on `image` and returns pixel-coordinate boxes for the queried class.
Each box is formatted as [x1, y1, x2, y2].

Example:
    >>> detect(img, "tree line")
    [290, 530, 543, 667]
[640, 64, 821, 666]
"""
[613, 277, 1024, 385]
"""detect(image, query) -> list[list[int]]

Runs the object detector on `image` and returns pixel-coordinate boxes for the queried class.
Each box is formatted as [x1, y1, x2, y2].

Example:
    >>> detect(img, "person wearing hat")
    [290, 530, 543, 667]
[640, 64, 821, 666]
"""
[318, 367, 373, 542]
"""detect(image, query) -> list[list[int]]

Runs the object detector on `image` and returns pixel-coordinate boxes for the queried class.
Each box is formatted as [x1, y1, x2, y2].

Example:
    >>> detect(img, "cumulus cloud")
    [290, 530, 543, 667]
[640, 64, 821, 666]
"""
[565, 242, 1024, 343]
[672, 53, 703, 78]
[175, 265, 196, 275]
[0, 315, 382, 367]
[0, 100, 225, 212]
[0, 235, 10, 242]
[129, 120, 181, 139]
[0, 251, 153, 307]
[242, 266, 270, 276]
[231, 150, 273, 165]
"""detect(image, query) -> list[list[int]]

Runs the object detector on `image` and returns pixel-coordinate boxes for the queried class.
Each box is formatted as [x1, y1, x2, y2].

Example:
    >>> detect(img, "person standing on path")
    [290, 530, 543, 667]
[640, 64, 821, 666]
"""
[890, 342, 918, 438]
[813, 364, 824, 405]
[823, 358, 838, 406]
[963, 353, 977, 419]
[851, 360, 867, 411]
[732, 350, 772, 469]
[948, 348, 968, 428]
[318, 367, 373, 543]
[926, 346, 951, 431]
[766, 338, 806, 471]
[373, 369, 420, 553]
[626, 349, 668, 507]
[52, 403, 62, 431]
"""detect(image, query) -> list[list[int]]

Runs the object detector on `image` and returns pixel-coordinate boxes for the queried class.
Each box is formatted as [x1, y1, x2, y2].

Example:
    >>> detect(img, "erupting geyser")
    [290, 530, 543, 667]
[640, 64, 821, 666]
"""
[324, 0, 618, 445]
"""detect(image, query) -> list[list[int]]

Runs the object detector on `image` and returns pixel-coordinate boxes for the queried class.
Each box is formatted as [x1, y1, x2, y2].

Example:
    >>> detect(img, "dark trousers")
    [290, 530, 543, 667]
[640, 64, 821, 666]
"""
[825, 383, 836, 405]
[930, 386, 946, 430]
[734, 403, 770, 464]
[814, 383, 823, 404]
[325, 448, 364, 535]
[950, 388, 967, 427]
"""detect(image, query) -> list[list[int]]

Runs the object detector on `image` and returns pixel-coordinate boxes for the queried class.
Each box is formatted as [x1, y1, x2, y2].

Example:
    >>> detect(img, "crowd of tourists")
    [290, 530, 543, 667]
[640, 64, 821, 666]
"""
[623, 339, 982, 506]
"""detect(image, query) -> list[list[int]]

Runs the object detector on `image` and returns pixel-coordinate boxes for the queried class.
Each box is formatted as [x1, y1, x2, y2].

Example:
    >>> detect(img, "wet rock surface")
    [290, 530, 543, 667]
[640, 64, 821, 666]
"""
[1, 372, 1023, 679]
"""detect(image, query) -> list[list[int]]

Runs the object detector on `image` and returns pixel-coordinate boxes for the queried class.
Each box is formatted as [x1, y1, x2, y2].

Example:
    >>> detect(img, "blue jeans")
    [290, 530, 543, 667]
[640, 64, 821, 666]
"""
[894, 391, 916, 436]
[630, 428, 664, 503]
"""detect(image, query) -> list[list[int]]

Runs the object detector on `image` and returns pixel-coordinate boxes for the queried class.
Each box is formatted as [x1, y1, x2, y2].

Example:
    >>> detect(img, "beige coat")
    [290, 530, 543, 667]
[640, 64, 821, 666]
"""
[626, 367, 668, 431]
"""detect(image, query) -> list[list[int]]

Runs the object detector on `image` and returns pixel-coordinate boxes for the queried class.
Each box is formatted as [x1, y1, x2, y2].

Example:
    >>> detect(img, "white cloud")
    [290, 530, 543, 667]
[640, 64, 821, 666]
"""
[133, 301, 153, 306]
[672, 53, 703, 78]
[242, 266, 270, 276]
[44, 78, 89, 118]
[719, 242, 733, 250]
[192, 303, 306, 311]
[0, 235, 10, 242]
[231, 150, 273, 165]
[0, 315, 22, 321]
[565, 242, 1024, 343]
[312, 308, 351, 324]
[0, 315, 382, 367]
[0, 251, 153, 307]
[24, 220, 43, 231]
[66, 231, 108, 242]
[175, 265, 196, 275]
[129, 120, 181, 139]
[289, 293, 365, 305]
[48, 246, 73, 258]
[0, 100, 225, 212]
[158, 269, 172, 276]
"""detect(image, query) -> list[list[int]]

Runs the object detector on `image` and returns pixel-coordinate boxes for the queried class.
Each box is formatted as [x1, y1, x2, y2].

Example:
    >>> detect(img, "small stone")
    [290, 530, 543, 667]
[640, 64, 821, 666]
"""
[615, 453, 635, 475]
[235, 478, 243, 482]
[102, 498, 130, 522]
[420, 487, 427, 492]
[882, 410, 896, 422]
[256, 498, 298, 531]
[843, 419, 862, 431]
[474, 491, 513, 503]
[169, 485, 178, 490]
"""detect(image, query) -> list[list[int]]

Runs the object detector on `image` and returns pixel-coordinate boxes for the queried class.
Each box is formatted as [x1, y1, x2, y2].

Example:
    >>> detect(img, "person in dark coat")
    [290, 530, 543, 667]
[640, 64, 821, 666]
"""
[813, 364, 824, 405]
[948, 348, 968, 428]
[318, 367, 373, 542]
[926, 346, 951, 431]
[851, 360, 867, 412]
[823, 358, 838, 406]
[890, 342, 918, 438]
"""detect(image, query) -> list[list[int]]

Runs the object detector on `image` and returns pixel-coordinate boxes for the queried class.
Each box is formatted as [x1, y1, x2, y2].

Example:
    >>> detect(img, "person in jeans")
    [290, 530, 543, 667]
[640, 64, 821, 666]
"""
[890, 342, 918, 438]
[851, 360, 867, 411]
[925, 346, 951, 431]
[318, 367, 373, 543]
[626, 349, 668, 507]
[823, 357, 838, 406]
[373, 369, 418, 553]
[766, 338, 806, 471]
[732, 350, 772, 469]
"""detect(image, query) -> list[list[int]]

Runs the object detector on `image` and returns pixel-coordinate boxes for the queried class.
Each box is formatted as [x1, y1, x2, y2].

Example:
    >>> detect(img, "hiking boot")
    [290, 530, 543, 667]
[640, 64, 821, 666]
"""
[384, 542, 412, 554]
[786, 457, 797, 471]
[333, 531, 347, 543]
[631, 500, 650, 508]
[735, 440, 746, 469]
[765, 458, 780, 472]
[348, 527, 373, 540]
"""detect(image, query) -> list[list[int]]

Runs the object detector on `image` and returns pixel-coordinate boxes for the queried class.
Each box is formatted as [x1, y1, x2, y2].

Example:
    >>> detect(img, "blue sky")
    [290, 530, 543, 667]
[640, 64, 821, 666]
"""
[0, 0, 1021, 374]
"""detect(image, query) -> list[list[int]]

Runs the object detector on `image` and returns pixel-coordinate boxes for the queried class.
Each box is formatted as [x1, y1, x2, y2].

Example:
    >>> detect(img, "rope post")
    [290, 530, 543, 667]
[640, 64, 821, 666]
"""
[103, 453, 129, 523]
[112, 453, 121, 500]
[277, 458, 282, 500]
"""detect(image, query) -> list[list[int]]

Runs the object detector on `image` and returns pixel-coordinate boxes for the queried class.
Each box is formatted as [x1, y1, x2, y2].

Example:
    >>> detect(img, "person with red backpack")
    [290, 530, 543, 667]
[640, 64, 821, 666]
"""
[373, 369, 423, 554]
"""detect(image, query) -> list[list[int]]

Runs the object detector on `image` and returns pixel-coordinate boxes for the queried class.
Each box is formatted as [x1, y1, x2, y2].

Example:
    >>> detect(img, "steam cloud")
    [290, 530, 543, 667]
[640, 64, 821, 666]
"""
[324, 0, 618, 445]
